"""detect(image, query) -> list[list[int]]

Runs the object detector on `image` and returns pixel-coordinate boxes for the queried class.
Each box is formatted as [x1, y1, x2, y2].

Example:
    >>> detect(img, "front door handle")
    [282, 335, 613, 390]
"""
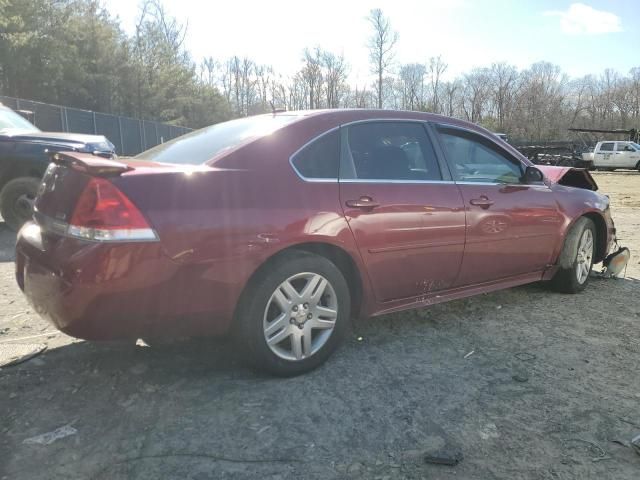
[345, 196, 380, 209]
[469, 196, 494, 209]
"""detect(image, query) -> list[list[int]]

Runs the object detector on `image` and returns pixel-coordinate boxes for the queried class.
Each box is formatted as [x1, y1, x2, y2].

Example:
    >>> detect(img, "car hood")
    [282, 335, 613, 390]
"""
[537, 165, 598, 191]
[0, 130, 116, 154]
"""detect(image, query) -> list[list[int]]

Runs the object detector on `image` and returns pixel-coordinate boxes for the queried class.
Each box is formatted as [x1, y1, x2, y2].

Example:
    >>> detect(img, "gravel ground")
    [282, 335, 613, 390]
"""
[1, 172, 639, 479]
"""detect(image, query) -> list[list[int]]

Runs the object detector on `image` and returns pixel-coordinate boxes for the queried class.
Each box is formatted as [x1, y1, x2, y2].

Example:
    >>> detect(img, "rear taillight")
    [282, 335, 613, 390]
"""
[67, 177, 157, 242]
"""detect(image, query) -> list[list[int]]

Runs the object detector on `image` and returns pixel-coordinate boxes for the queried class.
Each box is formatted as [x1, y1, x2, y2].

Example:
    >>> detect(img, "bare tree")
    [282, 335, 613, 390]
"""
[488, 63, 518, 131]
[462, 68, 491, 123]
[397, 63, 426, 110]
[442, 80, 461, 117]
[322, 51, 349, 108]
[428, 55, 447, 113]
[300, 48, 323, 109]
[367, 9, 398, 109]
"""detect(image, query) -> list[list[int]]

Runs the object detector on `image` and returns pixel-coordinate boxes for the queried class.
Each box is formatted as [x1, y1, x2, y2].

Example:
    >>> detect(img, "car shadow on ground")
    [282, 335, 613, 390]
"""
[0, 221, 17, 262]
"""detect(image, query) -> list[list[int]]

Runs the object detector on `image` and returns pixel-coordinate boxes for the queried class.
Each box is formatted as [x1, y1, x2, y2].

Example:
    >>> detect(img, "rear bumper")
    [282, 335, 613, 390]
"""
[16, 222, 235, 340]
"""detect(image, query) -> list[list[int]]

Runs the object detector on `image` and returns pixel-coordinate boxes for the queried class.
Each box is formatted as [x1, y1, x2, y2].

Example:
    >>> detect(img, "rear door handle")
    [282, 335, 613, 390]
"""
[345, 196, 380, 209]
[469, 196, 494, 209]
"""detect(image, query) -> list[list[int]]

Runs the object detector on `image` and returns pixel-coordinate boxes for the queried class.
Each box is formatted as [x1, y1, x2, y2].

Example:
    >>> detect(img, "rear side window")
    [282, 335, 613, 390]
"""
[599, 142, 614, 152]
[136, 114, 300, 165]
[291, 129, 340, 179]
[342, 122, 442, 181]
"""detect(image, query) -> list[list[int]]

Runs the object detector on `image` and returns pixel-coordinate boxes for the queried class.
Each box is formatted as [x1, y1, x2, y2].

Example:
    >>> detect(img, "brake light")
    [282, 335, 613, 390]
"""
[68, 177, 157, 241]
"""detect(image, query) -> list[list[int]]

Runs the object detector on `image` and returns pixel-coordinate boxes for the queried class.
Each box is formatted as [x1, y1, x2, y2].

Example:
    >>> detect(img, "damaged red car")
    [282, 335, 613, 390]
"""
[16, 110, 617, 376]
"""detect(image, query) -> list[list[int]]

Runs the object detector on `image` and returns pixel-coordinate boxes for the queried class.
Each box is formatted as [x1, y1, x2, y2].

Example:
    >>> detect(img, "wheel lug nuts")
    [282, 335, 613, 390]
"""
[292, 306, 298, 312]
[307, 313, 312, 319]
[303, 303, 309, 308]
[290, 318, 295, 324]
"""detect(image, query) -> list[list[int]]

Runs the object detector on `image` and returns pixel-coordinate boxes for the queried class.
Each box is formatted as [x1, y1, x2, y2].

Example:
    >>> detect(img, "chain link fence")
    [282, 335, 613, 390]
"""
[0, 96, 192, 156]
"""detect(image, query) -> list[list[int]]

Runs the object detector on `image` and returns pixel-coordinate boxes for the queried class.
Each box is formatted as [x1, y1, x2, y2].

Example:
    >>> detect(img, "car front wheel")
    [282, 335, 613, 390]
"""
[235, 251, 351, 376]
[549, 217, 596, 293]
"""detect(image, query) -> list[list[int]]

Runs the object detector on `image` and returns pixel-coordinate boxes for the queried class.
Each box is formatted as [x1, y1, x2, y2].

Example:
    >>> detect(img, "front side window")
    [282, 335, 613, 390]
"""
[436, 126, 523, 184]
[291, 129, 340, 179]
[616, 143, 636, 152]
[342, 122, 442, 181]
[599, 142, 614, 152]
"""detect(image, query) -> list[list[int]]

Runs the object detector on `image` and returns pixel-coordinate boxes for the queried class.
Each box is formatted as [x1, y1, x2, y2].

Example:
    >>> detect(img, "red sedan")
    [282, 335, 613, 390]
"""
[16, 110, 615, 376]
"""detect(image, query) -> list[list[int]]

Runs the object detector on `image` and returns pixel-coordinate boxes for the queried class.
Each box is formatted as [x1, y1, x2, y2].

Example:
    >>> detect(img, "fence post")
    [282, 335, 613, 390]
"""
[92, 112, 97, 134]
[117, 116, 124, 155]
[139, 119, 145, 153]
[59, 106, 65, 132]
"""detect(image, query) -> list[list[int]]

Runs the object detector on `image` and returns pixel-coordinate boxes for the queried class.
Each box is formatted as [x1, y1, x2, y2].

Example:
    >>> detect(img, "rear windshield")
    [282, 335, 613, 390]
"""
[136, 114, 300, 164]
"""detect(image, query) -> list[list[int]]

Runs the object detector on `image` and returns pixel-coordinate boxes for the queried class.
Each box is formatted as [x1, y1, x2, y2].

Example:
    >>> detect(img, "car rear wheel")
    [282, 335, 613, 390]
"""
[549, 217, 596, 293]
[235, 251, 351, 376]
[0, 177, 41, 231]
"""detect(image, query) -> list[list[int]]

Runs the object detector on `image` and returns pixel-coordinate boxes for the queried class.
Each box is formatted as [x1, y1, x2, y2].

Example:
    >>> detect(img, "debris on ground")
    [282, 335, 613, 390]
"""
[561, 438, 608, 462]
[514, 352, 536, 362]
[23, 425, 78, 445]
[464, 350, 475, 359]
[512, 373, 529, 383]
[0, 343, 46, 368]
[423, 447, 463, 466]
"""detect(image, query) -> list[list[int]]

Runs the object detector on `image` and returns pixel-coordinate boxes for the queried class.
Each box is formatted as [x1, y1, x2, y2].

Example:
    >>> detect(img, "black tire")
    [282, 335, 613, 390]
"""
[0, 177, 41, 231]
[549, 217, 596, 294]
[235, 251, 351, 376]
[636, 161, 640, 172]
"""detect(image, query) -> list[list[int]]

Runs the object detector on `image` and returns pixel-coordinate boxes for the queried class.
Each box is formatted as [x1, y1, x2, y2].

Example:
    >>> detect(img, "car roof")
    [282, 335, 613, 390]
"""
[273, 108, 493, 133]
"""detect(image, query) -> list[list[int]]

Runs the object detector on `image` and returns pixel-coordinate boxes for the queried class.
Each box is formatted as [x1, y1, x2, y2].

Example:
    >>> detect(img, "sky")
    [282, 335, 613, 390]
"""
[104, 0, 640, 83]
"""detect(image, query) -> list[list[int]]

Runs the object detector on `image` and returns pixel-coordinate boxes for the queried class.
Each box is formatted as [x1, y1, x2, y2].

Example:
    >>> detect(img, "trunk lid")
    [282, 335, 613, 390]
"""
[34, 152, 175, 226]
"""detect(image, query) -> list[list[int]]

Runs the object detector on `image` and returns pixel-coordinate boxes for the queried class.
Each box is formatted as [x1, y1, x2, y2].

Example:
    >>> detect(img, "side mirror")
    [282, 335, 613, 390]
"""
[522, 166, 544, 184]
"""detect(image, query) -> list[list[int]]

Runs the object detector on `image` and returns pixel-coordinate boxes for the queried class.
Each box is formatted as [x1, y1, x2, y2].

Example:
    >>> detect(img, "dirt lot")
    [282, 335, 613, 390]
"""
[1, 172, 639, 480]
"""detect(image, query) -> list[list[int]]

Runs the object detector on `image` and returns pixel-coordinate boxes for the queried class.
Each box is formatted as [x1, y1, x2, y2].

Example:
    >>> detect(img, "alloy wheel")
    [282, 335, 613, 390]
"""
[575, 228, 593, 284]
[262, 272, 338, 361]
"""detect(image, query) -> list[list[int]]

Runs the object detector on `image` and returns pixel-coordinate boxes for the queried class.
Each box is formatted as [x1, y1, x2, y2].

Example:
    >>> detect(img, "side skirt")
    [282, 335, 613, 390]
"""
[370, 271, 545, 317]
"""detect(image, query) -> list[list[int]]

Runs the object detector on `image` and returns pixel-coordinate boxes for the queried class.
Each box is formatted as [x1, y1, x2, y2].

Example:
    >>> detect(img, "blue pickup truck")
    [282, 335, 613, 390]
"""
[0, 104, 115, 230]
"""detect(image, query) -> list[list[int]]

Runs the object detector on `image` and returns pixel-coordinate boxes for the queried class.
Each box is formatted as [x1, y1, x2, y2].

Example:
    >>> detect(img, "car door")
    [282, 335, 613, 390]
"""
[614, 142, 639, 168]
[339, 121, 466, 302]
[434, 124, 564, 287]
[595, 142, 615, 168]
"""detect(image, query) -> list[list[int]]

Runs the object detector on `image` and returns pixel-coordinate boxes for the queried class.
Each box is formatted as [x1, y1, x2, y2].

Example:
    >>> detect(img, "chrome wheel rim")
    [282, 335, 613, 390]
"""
[263, 272, 338, 361]
[575, 229, 593, 284]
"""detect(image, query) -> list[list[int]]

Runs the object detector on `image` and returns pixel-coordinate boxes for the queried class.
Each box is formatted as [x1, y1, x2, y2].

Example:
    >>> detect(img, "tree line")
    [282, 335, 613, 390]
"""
[1, 1, 638, 141]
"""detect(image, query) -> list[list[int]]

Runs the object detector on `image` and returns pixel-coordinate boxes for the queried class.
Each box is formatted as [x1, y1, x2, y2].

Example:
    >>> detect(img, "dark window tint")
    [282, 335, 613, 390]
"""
[599, 142, 614, 152]
[343, 122, 442, 181]
[136, 115, 299, 164]
[291, 129, 340, 179]
[437, 126, 522, 183]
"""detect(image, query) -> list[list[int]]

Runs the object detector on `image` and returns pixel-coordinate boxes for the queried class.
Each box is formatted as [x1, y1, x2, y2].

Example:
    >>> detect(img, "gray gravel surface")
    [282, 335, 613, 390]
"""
[1, 172, 639, 479]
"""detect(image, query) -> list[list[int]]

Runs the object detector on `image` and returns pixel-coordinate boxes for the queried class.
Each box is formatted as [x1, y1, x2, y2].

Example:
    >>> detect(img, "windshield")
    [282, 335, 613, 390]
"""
[0, 107, 40, 133]
[136, 114, 301, 164]
[630, 142, 640, 150]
